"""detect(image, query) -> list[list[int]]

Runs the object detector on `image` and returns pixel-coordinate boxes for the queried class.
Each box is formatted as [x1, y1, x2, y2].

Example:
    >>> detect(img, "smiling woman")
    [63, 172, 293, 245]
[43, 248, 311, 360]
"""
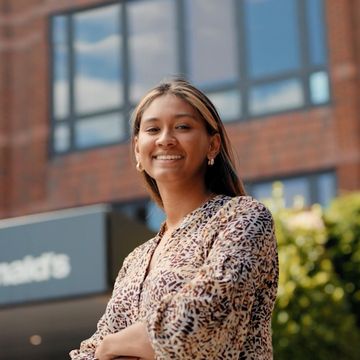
[131, 79, 246, 208]
[70, 78, 279, 360]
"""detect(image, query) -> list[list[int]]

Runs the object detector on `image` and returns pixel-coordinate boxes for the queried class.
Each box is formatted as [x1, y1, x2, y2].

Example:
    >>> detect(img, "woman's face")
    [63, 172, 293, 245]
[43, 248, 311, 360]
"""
[134, 94, 220, 188]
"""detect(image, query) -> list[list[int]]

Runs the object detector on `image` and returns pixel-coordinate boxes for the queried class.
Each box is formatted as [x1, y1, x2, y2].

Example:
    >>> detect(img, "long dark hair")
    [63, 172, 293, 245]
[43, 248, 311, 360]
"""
[131, 78, 246, 207]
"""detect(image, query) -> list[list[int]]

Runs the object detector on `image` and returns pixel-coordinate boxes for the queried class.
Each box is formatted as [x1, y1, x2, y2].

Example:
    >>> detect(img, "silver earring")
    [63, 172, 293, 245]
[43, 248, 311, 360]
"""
[136, 161, 144, 172]
[208, 158, 215, 166]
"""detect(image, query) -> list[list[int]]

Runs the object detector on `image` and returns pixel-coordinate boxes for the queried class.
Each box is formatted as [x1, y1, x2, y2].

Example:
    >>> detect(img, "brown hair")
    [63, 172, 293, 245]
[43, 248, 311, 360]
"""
[131, 78, 246, 207]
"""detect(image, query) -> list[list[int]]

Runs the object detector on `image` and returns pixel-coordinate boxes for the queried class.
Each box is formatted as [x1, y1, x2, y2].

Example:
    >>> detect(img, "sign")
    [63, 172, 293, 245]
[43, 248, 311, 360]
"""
[0, 251, 71, 286]
[0, 205, 110, 306]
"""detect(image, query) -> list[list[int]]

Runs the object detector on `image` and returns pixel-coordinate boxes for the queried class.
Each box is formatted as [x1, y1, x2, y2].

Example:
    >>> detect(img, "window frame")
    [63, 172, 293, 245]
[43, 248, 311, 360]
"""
[234, 0, 331, 121]
[49, 0, 330, 156]
[245, 169, 337, 208]
[49, 0, 129, 156]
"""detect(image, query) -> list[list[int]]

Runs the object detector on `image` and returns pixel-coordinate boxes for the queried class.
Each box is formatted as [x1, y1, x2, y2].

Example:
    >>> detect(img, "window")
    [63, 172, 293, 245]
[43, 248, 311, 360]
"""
[73, 6, 122, 114]
[51, 4, 125, 153]
[185, 0, 238, 85]
[128, 0, 177, 103]
[112, 198, 165, 233]
[246, 171, 337, 208]
[50, 0, 329, 154]
[244, 0, 329, 116]
[245, 0, 300, 78]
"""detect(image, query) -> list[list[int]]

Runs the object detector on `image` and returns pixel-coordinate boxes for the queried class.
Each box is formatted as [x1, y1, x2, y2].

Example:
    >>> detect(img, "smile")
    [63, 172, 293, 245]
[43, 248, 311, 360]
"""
[153, 155, 183, 160]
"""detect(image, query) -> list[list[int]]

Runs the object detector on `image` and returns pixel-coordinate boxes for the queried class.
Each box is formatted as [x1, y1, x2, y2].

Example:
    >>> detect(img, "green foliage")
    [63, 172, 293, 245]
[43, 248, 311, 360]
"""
[265, 185, 360, 359]
[324, 193, 360, 327]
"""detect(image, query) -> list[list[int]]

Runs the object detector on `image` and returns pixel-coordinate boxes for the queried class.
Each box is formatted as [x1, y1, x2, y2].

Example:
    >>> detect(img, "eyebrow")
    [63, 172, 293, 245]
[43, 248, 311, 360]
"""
[142, 113, 198, 123]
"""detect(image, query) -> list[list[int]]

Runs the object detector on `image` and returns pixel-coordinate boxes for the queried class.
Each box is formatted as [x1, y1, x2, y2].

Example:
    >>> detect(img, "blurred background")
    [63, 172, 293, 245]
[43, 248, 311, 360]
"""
[0, 0, 359, 359]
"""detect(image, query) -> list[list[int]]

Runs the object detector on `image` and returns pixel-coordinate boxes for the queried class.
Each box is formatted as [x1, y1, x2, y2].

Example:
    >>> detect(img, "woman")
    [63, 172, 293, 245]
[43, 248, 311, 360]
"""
[70, 79, 278, 360]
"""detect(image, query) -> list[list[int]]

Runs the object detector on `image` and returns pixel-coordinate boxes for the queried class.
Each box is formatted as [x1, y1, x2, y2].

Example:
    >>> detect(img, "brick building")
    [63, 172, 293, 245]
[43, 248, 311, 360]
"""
[0, 0, 359, 359]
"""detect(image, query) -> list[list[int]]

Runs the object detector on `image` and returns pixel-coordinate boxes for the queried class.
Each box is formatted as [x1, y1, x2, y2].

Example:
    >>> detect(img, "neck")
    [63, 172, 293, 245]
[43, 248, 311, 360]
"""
[157, 181, 212, 231]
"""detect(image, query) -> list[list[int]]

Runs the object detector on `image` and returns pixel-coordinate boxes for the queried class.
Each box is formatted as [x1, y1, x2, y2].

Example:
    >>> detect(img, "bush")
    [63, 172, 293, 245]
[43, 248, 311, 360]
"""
[324, 193, 360, 327]
[265, 185, 360, 359]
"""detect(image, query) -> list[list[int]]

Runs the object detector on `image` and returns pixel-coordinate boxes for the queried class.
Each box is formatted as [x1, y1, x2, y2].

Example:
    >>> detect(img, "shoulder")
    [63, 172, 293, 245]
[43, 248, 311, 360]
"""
[217, 195, 274, 231]
[222, 195, 272, 218]
[203, 196, 276, 258]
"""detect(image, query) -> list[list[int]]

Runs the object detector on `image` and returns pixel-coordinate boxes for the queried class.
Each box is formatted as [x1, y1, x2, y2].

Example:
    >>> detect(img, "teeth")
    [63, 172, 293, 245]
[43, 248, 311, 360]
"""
[155, 155, 182, 160]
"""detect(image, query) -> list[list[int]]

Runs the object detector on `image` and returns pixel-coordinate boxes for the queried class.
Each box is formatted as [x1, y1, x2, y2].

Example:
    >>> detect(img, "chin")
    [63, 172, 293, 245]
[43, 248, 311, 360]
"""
[151, 170, 185, 183]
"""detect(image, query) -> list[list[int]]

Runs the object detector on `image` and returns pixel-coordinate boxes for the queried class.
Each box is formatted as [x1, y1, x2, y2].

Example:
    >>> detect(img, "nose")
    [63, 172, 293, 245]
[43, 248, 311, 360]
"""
[155, 129, 177, 147]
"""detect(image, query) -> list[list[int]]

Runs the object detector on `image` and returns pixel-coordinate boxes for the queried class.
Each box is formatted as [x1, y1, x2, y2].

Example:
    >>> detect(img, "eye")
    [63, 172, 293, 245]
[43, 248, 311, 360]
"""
[145, 127, 159, 133]
[176, 124, 191, 130]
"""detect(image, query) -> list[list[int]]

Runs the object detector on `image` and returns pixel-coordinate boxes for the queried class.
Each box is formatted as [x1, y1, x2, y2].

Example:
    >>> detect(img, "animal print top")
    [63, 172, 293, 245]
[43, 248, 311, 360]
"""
[70, 195, 279, 360]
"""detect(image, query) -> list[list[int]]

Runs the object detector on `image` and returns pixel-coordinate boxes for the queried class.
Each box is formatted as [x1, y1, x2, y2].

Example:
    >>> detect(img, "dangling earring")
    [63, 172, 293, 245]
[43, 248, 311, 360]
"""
[208, 158, 215, 166]
[136, 161, 144, 172]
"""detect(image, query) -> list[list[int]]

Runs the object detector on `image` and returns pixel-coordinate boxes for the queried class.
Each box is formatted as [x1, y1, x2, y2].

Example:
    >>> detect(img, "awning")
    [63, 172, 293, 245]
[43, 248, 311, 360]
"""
[0, 204, 154, 359]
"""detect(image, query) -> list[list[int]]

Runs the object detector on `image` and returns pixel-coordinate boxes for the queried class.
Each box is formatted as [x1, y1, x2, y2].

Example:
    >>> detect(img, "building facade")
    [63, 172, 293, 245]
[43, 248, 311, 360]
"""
[0, 0, 360, 358]
[0, 0, 359, 222]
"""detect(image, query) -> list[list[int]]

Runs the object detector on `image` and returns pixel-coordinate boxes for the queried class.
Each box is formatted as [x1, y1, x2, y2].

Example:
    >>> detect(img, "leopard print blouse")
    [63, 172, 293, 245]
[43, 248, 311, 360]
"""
[70, 195, 278, 360]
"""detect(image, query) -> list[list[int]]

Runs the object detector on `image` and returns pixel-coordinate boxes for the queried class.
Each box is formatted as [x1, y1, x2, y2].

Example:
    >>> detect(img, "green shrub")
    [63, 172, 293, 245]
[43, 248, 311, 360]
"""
[264, 185, 360, 359]
[324, 192, 360, 327]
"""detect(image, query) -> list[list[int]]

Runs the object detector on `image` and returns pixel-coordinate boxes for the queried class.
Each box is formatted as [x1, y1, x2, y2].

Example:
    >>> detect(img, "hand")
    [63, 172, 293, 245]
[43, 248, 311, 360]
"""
[94, 334, 140, 360]
[95, 322, 154, 360]
[95, 334, 119, 360]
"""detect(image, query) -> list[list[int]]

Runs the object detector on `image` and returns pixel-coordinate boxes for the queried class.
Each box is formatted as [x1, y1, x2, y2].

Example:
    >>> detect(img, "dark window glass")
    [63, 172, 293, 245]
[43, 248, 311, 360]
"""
[128, 0, 177, 103]
[249, 172, 336, 208]
[252, 178, 310, 208]
[249, 79, 304, 115]
[185, 0, 238, 86]
[245, 0, 300, 78]
[317, 172, 337, 208]
[309, 71, 330, 104]
[112, 199, 165, 233]
[146, 201, 165, 232]
[53, 123, 70, 153]
[74, 113, 126, 149]
[307, 0, 327, 66]
[207, 90, 241, 122]
[73, 4, 122, 114]
[52, 16, 69, 120]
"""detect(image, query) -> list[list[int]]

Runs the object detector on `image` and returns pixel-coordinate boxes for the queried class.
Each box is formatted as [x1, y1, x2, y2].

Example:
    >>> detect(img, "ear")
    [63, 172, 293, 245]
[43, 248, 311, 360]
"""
[134, 136, 140, 161]
[208, 133, 221, 159]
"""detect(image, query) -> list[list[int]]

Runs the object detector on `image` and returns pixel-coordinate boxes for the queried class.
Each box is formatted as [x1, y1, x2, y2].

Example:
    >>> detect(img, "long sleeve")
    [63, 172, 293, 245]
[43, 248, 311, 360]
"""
[145, 198, 277, 359]
[69, 254, 132, 360]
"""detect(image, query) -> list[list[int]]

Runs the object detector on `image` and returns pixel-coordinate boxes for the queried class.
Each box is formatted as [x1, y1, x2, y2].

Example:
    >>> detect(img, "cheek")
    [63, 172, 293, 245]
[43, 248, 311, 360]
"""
[137, 136, 153, 157]
[185, 136, 210, 155]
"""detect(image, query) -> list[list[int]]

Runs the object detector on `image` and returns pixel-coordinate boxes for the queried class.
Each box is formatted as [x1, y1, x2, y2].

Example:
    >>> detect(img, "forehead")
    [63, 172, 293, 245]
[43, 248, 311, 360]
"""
[141, 94, 198, 120]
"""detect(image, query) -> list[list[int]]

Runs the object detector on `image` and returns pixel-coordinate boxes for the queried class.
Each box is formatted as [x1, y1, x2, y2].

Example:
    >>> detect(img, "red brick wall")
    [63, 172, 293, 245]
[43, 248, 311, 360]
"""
[327, 0, 360, 193]
[229, 107, 337, 181]
[0, 0, 359, 218]
[0, 0, 11, 218]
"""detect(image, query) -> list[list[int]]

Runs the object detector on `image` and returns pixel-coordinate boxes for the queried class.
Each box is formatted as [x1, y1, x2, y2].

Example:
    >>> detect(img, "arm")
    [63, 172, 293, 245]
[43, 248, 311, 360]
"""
[70, 254, 132, 360]
[94, 322, 155, 360]
[145, 198, 277, 359]
[69, 313, 112, 360]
